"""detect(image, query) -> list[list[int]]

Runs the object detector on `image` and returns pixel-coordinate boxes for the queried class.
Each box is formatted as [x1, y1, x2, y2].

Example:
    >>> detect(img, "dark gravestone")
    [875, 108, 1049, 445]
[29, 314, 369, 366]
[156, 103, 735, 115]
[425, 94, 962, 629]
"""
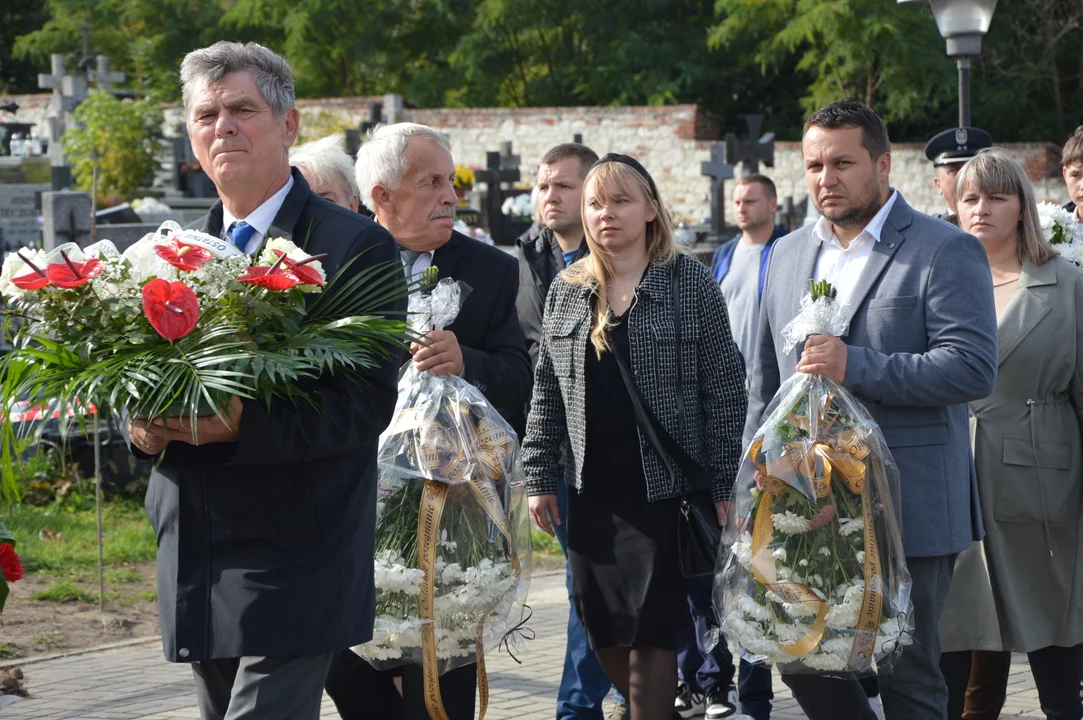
[726, 114, 775, 176]
[475, 143, 522, 246]
[700, 143, 735, 237]
[0, 184, 48, 251]
[346, 102, 384, 159]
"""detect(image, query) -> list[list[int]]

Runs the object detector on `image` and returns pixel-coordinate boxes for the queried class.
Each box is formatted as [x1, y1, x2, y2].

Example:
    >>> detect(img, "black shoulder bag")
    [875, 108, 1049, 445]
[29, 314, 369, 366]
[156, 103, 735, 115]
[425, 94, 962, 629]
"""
[613, 260, 722, 578]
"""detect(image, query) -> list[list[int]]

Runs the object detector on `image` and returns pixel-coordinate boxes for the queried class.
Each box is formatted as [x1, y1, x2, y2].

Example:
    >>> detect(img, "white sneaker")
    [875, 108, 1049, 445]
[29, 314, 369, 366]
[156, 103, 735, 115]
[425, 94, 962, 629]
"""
[675, 682, 706, 718]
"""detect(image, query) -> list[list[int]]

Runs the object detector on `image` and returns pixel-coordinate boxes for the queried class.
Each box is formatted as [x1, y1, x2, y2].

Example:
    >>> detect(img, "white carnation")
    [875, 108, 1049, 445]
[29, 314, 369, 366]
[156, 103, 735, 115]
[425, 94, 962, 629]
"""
[772, 511, 811, 535]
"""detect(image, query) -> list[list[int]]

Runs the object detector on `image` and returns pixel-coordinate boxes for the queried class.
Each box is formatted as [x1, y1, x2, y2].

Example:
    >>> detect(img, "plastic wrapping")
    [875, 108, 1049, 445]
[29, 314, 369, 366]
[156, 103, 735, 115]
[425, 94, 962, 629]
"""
[715, 286, 913, 674]
[353, 279, 532, 677]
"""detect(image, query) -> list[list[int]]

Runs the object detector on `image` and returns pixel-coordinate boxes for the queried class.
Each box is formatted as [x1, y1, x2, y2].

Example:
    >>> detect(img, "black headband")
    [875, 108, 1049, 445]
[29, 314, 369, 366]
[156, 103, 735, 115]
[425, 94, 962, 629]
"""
[591, 153, 660, 201]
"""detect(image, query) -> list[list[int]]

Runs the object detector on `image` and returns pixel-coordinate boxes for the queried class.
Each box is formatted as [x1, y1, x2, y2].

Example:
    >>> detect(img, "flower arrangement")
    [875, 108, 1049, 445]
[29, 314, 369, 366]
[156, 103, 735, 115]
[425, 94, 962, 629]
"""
[717, 280, 912, 673]
[501, 193, 533, 220]
[0, 222, 408, 496]
[1037, 201, 1083, 265]
[453, 165, 476, 192]
[352, 276, 531, 718]
[0, 522, 23, 616]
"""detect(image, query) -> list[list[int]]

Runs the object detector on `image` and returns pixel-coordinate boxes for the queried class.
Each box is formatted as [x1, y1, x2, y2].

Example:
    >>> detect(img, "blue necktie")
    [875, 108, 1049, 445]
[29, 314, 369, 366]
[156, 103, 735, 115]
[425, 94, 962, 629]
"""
[229, 221, 257, 251]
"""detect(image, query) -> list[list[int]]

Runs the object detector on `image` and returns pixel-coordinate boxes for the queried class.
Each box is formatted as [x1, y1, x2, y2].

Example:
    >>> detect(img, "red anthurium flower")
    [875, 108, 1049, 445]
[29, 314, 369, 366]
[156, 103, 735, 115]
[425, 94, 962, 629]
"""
[0, 543, 23, 583]
[238, 252, 303, 291]
[142, 278, 200, 341]
[46, 251, 103, 288]
[237, 266, 303, 291]
[270, 250, 326, 287]
[155, 238, 213, 271]
[11, 251, 51, 290]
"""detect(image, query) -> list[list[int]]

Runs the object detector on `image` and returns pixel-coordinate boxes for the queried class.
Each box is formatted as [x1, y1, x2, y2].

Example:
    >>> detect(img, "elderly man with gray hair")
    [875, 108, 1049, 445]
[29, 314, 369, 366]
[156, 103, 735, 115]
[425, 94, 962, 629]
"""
[325, 122, 530, 720]
[290, 133, 362, 213]
[125, 41, 404, 720]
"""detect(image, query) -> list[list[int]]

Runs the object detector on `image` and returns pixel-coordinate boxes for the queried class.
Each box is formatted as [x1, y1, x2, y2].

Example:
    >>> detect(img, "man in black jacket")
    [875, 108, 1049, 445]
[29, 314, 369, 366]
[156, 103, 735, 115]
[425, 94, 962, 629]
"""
[325, 121, 532, 720]
[127, 42, 404, 720]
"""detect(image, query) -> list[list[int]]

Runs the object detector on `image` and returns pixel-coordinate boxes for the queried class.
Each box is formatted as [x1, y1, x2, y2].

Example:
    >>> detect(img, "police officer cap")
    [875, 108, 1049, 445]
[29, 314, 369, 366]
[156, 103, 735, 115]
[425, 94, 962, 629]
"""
[924, 127, 993, 166]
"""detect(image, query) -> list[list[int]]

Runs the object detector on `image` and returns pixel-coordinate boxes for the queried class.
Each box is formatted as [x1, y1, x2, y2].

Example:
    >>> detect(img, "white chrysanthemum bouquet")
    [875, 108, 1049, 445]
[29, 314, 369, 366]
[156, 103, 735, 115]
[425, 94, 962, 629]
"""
[1037, 201, 1083, 265]
[0, 222, 407, 497]
[716, 280, 913, 674]
[352, 276, 532, 717]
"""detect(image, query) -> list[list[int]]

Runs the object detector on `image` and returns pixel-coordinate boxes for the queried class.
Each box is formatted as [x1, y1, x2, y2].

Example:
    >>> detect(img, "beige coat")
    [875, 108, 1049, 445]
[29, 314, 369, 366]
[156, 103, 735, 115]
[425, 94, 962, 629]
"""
[941, 256, 1083, 653]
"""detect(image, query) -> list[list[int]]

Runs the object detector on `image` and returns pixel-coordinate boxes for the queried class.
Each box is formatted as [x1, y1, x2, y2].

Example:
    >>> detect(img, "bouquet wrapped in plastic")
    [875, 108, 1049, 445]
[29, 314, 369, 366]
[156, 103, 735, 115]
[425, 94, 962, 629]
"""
[715, 280, 913, 674]
[353, 276, 532, 717]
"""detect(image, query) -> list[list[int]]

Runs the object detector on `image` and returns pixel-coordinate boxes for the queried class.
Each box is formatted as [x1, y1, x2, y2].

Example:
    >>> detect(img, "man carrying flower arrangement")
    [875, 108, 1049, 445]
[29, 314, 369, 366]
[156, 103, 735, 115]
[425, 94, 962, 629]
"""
[124, 42, 406, 720]
[742, 102, 998, 720]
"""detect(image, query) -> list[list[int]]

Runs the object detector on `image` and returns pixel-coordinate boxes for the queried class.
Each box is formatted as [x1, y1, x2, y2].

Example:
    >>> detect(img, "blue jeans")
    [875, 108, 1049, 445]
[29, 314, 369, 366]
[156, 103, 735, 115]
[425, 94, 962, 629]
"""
[676, 575, 773, 720]
[552, 481, 624, 719]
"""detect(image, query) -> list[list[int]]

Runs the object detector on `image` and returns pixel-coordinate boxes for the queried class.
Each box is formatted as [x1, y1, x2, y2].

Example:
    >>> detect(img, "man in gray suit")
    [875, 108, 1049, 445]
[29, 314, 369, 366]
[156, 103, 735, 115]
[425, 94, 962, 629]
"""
[744, 101, 998, 720]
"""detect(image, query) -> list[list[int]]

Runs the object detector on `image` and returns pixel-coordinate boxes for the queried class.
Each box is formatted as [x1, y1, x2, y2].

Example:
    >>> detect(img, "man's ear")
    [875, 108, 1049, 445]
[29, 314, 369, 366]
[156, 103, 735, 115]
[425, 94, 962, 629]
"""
[372, 184, 394, 217]
[283, 108, 300, 148]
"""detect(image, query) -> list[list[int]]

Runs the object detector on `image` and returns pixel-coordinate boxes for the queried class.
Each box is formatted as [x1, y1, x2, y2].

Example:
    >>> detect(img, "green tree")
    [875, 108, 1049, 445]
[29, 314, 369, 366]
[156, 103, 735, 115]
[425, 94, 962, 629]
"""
[710, 0, 954, 130]
[13, 0, 225, 102]
[0, 0, 49, 94]
[62, 90, 163, 202]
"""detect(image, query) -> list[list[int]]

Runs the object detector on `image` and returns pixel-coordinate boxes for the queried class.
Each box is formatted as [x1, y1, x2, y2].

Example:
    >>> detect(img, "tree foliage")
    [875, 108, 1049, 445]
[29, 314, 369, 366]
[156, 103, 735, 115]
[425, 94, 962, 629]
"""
[3, 0, 1081, 142]
[62, 90, 164, 202]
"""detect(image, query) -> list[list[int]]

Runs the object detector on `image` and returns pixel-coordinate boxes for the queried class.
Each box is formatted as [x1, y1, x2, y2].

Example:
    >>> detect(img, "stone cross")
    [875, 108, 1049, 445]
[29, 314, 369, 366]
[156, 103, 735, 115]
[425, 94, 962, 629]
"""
[38, 54, 86, 189]
[701, 142, 735, 236]
[477, 147, 522, 243]
[726, 114, 775, 176]
[87, 55, 125, 92]
[383, 94, 404, 124]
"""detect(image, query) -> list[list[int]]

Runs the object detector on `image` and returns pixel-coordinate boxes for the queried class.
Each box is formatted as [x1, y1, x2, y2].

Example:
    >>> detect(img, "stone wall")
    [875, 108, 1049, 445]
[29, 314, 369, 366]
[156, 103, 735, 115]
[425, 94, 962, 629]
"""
[3, 92, 1072, 220]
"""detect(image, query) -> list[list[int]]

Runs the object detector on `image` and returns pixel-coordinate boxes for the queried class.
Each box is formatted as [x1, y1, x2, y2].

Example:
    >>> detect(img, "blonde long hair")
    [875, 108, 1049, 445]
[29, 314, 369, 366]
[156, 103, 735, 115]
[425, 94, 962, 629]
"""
[955, 148, 1056, 266]
[564, 159, 679, 357]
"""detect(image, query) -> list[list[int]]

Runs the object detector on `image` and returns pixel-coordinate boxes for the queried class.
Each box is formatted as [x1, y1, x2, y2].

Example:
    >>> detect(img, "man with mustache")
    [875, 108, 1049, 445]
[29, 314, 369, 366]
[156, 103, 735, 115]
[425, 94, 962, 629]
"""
[324, 122, 532, 720]
[744, 101, 997, 720]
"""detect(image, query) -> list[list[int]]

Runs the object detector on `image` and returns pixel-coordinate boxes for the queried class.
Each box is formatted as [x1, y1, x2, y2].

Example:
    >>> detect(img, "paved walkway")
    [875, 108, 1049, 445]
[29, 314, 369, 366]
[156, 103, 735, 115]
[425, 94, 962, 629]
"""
[0, 570, 1048, 719]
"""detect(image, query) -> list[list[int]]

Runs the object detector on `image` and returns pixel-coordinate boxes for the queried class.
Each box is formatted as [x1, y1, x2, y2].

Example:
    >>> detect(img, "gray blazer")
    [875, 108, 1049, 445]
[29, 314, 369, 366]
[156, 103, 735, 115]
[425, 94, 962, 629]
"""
[745, 193, 998, 558]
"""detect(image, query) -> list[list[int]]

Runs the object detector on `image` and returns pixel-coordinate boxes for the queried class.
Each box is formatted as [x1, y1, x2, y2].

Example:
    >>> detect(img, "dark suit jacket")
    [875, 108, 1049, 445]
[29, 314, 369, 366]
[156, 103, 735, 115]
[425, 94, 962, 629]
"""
[141, 169, 405, 662]
[434, 231, 532, 437]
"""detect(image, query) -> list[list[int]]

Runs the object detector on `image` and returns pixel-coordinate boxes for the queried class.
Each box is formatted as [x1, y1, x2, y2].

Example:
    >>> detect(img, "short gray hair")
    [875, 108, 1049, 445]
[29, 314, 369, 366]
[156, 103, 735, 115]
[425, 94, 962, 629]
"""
[290, 134, 359, 200]
[181, 41, 295, 119]
[355, 122, 452, 212]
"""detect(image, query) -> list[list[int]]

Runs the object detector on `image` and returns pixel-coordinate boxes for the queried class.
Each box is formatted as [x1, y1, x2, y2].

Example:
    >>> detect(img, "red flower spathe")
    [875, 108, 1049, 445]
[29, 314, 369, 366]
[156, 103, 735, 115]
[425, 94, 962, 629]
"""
[155, 239, 213, 271]
[47, 255, 103, 288]
[237, 265, 303, 291]
[0, 543, 23, 583]
[270, 250, 325, 287]
[142, 278, 200, 341]
[12, 272, 51, 290]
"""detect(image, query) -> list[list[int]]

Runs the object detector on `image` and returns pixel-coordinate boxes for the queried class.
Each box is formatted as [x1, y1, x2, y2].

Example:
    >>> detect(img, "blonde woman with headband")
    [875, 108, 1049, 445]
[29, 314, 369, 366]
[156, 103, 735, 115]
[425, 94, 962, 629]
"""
[938, 147, 1083, 720]
[522, 154, 747, 718]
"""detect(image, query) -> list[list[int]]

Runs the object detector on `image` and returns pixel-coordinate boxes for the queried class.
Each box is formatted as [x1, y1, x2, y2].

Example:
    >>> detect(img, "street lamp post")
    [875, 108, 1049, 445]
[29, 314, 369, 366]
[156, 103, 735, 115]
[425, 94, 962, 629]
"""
[898, 0, 999, 127]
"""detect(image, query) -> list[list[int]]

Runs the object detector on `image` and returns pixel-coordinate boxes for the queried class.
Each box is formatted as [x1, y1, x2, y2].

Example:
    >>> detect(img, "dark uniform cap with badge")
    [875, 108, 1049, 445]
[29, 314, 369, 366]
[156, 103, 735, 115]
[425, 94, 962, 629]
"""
[924, 127, 993, 166]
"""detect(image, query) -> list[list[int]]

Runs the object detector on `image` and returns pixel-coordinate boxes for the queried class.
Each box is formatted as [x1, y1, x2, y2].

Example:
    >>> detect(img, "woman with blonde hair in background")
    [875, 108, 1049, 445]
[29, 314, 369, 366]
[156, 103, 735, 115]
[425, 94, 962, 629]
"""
[938, 147, 1083, 720]
[522, 153, 747, 719]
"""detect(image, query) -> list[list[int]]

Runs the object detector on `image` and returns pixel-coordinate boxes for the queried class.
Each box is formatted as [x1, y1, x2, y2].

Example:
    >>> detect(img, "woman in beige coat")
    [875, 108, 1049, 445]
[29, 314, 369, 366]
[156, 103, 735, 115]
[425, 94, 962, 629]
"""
[938, 148, 1083, 720]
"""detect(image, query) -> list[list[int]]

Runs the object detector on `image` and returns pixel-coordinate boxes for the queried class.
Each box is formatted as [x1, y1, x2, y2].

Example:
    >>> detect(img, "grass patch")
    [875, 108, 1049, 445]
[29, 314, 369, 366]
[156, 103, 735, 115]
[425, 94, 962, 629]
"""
[531, 529, 563, 557]
[1, 499, 155, 574]
[0, 643, 18, 659]
[140, 589, 158, 602]
[103, 567, 143, 584]
[30, 579, 97, 603]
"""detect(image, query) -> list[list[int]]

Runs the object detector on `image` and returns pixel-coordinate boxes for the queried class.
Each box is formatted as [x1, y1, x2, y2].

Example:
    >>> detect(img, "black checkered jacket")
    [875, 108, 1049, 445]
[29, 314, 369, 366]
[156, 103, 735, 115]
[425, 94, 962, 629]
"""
[522, 255, 748, 502]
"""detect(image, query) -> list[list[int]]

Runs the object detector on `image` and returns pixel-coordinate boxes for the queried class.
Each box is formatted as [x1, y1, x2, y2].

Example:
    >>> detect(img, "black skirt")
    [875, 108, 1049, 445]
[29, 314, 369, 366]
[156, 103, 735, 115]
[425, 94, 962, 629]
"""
[566, 307, 686, 651]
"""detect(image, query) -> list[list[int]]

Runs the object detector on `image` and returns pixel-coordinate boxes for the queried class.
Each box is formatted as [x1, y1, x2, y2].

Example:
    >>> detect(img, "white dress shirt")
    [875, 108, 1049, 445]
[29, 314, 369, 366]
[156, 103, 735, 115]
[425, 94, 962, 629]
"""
[402, 250, 434, 285]
[221, 175, 295, 255]
[812, 189, 900, 309]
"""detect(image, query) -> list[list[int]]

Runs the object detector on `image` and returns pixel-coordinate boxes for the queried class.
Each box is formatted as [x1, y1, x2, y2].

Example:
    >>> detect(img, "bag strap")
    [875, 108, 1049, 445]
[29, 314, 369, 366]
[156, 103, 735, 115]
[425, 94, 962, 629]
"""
[612, 260, 711, 498]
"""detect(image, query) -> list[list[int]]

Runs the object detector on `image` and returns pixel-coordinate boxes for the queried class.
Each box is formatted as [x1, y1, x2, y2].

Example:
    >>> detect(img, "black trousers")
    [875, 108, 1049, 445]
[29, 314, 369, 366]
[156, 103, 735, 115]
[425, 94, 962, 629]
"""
[943, 645, 1083, 720]
[325, 649, 477, 720]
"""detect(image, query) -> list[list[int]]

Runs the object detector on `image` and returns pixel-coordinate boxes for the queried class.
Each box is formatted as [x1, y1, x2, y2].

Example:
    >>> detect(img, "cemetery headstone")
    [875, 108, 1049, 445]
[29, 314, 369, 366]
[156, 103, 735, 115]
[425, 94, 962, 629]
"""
[726, 114, 775, 176]
[87, 55, 125, 93]
[42, 190, 92, 250]
[38, 54, 86, 190]
[476, 144, 522, 246]
[700, 142, 735, 237]
[0, 184, 48, 252]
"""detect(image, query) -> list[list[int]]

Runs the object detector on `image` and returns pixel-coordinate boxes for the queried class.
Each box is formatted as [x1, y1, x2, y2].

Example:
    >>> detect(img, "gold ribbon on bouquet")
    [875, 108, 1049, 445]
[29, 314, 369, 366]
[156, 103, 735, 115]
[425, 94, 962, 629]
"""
[417, 472, 523, 720]
[747, 411, 883, 667]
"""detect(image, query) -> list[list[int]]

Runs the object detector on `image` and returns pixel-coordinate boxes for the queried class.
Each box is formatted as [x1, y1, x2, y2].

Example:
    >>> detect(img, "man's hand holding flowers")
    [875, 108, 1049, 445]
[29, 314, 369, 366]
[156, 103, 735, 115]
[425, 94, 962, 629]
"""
[796, 334, 848, 383]
[411, 329, 464, 376]
[130, 395, 244, 452]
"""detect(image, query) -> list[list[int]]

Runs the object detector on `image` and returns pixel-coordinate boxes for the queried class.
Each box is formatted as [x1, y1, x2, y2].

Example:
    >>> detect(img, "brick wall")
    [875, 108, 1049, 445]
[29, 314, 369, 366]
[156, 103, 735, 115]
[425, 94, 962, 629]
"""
[3, 93, 1072, 219]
